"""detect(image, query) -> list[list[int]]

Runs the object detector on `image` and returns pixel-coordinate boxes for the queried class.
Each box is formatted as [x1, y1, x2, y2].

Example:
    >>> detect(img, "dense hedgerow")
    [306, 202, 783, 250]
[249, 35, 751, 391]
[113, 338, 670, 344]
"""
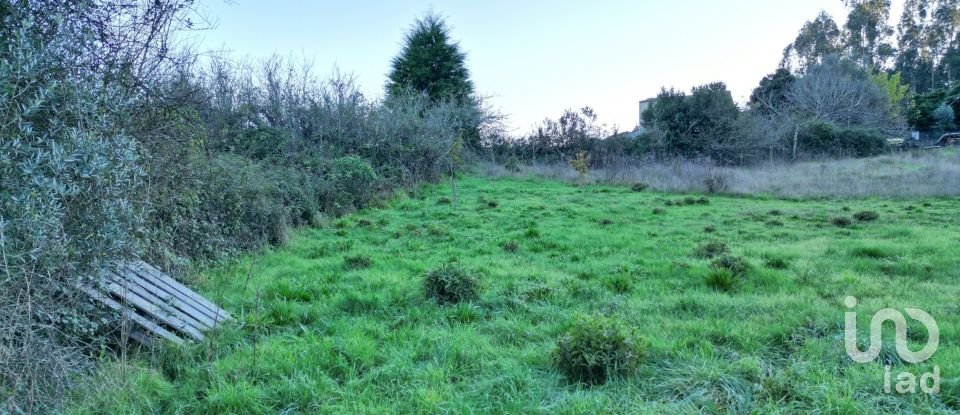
[552, 314, 646, 385]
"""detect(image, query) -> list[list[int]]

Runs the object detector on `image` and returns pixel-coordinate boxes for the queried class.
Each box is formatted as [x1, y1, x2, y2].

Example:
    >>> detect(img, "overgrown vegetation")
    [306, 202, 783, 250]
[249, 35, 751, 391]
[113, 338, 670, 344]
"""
[0, 3, 495, 412]
[65, 177, 960, 413]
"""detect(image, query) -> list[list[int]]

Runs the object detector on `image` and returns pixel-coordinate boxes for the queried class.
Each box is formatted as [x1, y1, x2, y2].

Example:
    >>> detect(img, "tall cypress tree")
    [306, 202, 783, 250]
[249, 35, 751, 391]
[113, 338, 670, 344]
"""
[387, 13, 474, 103]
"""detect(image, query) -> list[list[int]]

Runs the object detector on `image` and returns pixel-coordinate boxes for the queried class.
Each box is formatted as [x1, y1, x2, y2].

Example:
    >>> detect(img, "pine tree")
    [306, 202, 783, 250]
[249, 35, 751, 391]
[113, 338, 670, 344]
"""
[387, 13, 474, 103]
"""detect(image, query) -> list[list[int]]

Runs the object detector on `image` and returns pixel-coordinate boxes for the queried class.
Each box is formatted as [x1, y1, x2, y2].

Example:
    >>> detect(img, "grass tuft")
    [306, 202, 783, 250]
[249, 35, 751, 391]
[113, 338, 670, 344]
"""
[343, 254, 373, 270]
[424, 264, 481, 305]
[694, 241, 730, 259]
[552, 313, 646, 385]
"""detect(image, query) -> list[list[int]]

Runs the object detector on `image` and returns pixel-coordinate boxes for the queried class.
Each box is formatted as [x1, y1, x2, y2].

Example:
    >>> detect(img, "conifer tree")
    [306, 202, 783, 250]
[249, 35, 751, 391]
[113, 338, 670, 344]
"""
[387, 13, 475, 103]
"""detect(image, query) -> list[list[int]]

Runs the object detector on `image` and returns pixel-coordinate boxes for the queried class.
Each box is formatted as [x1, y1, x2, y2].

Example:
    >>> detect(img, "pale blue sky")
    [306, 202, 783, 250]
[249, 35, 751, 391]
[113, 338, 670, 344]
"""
[192, 1, 901, 133]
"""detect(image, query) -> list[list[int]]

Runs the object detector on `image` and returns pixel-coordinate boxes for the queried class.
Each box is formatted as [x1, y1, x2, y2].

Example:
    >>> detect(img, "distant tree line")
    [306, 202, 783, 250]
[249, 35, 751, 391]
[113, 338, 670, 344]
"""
[493, 1, 960, 167]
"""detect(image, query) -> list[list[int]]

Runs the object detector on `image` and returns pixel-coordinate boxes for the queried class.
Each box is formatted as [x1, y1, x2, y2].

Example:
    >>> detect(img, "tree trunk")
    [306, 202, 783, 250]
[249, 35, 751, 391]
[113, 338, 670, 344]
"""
[792, 124, 799, 160]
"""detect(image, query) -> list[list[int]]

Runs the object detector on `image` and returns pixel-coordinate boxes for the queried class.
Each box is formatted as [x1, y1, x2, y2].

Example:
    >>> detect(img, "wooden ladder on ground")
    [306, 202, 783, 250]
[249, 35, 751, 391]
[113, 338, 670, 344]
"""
[82, 261, 233, 345]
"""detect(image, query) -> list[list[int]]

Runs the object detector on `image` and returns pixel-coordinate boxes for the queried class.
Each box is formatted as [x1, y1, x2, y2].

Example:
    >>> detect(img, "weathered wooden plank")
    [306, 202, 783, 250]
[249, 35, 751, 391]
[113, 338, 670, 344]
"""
[112, 269, 219, 330]
[101, 279, 206, 341]
[138, 261, 233, 321]
[123, 264, 226, 326]
[132, 261, 233, 321]
[123, 263, 222, 320]
[106, 270, 211, 333]
[79, 286, 184, 345]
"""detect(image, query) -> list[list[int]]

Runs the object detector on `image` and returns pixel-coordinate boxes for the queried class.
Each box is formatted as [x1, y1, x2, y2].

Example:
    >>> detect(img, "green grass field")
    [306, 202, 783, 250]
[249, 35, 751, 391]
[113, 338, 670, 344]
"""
[69, 176, 960, 414]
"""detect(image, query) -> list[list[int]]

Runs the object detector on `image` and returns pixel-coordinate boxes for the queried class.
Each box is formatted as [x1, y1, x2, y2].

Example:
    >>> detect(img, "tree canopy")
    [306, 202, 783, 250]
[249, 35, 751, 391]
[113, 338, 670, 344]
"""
[387, 13, 474, 103]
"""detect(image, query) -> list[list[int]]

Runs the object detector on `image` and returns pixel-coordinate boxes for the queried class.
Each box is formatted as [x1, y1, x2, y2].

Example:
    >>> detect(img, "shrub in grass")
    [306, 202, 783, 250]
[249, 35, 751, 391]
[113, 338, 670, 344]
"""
[711, 255, 749, 277]
[694, 241, 730, 259]
[524, 227, 540, 238]
[664, 200, 675, 206]
[768, 209, 783, 216]
[832, 216, 853, 227]
[703, 225, 716, 233]
[424, 264, 481, 305]
[696, 196, 710, 205]
[652, 208, 666, 215]
[604, 274, 632, 294]
[853, 210, 879, 222]
[766, 219, 784, 227]
[503, 240, 519, 253]
[355, 219, 373, 228]
[344, 254, 373, 270]
[631, 182, 649, 192]
[427, 224, 447, 237]
[704, 173, 730, 193]
[487, 200, 499, 208]
[599, 218, 614, 226]
[437, 197, 452, 205]
[683, 196, 698, 205]
[763, 256, 790, 270]
[705, 268, 737, 292]
[552, 314, 646, 385]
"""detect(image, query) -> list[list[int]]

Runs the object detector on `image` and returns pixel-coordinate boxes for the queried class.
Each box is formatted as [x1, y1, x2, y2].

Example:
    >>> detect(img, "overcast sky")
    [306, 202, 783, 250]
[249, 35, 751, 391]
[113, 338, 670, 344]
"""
[192, 0, 904, 133]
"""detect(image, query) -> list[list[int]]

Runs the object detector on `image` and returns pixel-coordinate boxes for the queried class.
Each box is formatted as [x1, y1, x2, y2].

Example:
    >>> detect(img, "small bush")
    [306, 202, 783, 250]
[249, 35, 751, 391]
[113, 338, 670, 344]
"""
[768, 209, 783, 216]
[424, 264, 481, 305]
[853, 211, 879, 222]
[631, 182, 649, 192]
[437, 197, 452, 205]
[599, 218, 614, 226]
[832, 216, 853, 227]
[705, 268, 737, 292]
[704, 173, 730, 194]
[682, 196, 698, 205]
[344, 254, 373, 270]
[503, 240, 519, 253]
[694, 241, 730, 259]
[766, 220, 784, 227]
[703, 225, 716, 233]
[664, 200, 675, 206]
[711, 255, 749, 277]
[486, 200, 499, 208]
[696, 196, 710, 205]
[326, 156, 379, 214]
[652, 208, 666, 215]
[504, 156, 522, 172]
[552, 314, 646, 385]
[524, 227, 540, 238]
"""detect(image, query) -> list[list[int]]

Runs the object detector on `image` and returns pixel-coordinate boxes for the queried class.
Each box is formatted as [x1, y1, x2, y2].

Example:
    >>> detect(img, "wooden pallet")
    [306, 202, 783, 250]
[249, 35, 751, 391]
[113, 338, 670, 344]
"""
[85, 261, 233, 345]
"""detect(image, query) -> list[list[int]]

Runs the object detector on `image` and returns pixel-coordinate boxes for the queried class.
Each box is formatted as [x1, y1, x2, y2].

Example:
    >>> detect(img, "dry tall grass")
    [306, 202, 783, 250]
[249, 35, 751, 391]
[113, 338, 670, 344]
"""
[479, 149, 960, 198]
